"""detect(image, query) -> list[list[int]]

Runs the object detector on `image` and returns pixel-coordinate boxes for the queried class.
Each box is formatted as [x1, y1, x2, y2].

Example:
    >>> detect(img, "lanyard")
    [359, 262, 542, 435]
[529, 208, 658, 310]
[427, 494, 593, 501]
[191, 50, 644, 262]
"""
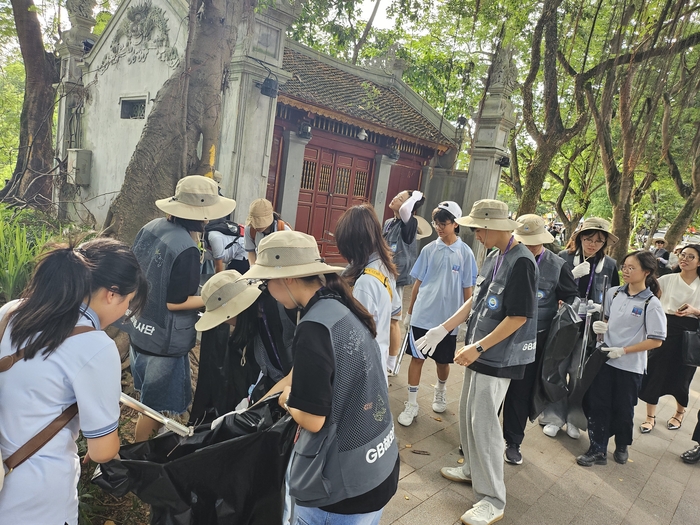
[260, 307, 283, 371]
[535, 249, 545, 266]
[492, 236, 515, 281]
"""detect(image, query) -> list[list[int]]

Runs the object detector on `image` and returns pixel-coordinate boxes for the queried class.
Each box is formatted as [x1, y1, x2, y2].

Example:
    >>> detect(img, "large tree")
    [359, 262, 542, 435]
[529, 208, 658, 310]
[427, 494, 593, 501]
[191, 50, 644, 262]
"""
[1, 0, 59, 207]
[103, 0, 255, 241]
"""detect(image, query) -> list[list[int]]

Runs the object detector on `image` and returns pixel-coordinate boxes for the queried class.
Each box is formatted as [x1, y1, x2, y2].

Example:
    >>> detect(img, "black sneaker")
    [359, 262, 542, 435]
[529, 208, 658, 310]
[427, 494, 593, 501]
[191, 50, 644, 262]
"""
[613, 446, 628, 464]
[576, 449, 607, 467]
[504, 443, 523, 465]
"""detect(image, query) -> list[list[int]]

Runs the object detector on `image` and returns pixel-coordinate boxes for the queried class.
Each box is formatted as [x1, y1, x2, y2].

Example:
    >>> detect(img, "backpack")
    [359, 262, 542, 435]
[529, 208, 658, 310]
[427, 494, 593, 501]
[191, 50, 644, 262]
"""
[248, 218, 287, 238]
[204, 220, 244, 251]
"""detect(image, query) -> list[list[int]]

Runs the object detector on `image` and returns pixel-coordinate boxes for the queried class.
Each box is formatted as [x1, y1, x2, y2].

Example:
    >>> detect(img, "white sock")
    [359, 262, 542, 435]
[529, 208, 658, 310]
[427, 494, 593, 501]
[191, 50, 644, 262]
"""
[408, 385, 419, 405]
[387, 355, 397, 370]
[436, 379, 447, 392]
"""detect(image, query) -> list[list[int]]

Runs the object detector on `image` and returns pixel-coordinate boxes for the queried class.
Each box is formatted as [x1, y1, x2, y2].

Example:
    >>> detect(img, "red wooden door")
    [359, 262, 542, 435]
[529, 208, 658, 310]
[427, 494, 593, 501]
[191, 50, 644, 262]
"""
[265, 125, 285, 208]
[295, 145, 372, 261]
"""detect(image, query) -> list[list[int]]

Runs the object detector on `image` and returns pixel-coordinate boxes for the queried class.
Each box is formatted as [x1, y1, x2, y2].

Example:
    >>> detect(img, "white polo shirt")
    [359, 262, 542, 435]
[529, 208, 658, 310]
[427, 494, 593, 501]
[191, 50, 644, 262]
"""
[207, 230, 246, 263]
[244, 221, 292, 253]
[0, 300, 121, 525]
[603, 285, 667, 374]
[410, 237, 477, 333]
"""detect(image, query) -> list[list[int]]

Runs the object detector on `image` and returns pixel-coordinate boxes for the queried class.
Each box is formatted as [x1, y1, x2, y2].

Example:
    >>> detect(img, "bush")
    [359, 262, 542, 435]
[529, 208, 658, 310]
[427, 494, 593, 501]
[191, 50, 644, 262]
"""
[0, 205, 52, 304]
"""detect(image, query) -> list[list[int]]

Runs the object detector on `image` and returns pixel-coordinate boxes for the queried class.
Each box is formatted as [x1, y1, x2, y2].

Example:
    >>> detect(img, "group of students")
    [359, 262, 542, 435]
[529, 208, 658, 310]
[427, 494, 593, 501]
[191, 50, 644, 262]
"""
[3, 174, 700, 525]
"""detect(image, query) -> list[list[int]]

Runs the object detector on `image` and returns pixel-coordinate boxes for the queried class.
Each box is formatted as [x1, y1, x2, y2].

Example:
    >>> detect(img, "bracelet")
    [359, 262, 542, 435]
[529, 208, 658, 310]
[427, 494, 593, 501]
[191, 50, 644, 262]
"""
[283, 401, 289, 412]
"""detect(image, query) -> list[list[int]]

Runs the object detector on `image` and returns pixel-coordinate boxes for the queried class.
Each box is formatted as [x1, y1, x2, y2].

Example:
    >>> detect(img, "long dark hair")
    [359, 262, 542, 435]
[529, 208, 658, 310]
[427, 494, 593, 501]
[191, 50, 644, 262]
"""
[674, 245, 700, 278]
[300, 273, 377, 338]
[335, 204, 397, 285]
[9, 238, 148, 359]
[623, 250, 661, 298]
[565, 228, 610, 257]
[168, 215, 205, 233]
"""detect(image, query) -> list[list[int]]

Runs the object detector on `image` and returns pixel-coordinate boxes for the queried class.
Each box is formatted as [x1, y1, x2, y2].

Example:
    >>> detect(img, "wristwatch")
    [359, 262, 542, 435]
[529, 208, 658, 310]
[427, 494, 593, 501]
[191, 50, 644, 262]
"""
[475, 342, 485, 354]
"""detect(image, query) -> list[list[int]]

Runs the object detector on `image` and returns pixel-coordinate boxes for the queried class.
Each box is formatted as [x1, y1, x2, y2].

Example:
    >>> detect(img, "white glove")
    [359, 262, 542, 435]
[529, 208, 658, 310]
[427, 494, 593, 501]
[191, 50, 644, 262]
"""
[403, 313, 412, 328]
[603, 346, 625, 359]
[592, 321, 608, 334]
[415, 324, 449, 357]
[572, 261, 591, 279]
[587, 303, 602, 313]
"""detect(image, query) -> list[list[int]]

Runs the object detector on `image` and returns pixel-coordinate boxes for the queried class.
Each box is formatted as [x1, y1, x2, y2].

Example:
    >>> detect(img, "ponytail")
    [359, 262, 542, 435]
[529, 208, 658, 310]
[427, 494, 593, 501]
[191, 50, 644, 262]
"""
[300, 273, 377, 338]
[624, 250, 661, 299]
[10, 244, 93, 359]
[8, 237, 147, 360]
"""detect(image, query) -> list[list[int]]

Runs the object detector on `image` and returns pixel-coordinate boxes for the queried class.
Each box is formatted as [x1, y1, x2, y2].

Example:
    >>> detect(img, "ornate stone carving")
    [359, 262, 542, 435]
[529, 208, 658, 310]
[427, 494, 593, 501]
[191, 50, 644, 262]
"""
[97, 0, 179, 73]
[489, 46, 518, 97]
[66, 0, 96, 20]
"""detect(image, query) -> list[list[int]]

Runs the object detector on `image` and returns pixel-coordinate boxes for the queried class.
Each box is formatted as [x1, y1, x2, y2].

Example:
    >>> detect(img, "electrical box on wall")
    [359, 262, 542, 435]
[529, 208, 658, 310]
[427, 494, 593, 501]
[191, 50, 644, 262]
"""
[67, 149, 92, 186]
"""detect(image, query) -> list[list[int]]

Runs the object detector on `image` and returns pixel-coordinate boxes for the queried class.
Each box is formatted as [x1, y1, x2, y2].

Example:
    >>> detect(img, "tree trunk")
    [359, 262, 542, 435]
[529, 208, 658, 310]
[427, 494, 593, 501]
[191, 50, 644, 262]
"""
[104, 0, 255, 243]
[517, 143, 558, 214]
[1, 0, 59, 207]
[666, 192, 700, 248]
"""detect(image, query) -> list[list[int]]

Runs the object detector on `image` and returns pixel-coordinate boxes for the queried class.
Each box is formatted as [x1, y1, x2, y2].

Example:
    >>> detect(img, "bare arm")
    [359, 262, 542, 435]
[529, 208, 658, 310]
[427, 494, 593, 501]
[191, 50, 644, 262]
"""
[441, 297, 473, 332]
[463, 286, 472, 302]
[247, 251, 257, 265]
[167, 295, 204, 311]
[86, 430, 120, 463]
[621, 338, 663, 354]
[278, 385, 326, 433]
[407, 279, 421, 314]
[253, 369, 293, 407]
[214, 259, 225, 273]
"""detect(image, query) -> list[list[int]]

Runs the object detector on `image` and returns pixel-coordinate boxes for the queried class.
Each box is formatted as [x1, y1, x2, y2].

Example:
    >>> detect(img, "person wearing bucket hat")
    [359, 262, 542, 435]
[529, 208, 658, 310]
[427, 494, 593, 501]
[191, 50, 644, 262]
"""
[416, 199, 538, 525]
[383, 189, 427, 374]
[123, 175, 236, 442]
[651, 238, 671, 274]
[335, 204, 400, 380]
[539, 217, 619, 440]
[398, 201, 477, 428]
[501, 215, 579, 465]
[246, 231, 399, 521]
[244, 198, 291, 265]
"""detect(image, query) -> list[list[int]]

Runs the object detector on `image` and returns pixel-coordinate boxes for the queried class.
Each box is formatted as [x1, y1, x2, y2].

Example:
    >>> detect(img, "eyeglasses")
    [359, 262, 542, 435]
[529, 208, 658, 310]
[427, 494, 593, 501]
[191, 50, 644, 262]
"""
[581, 236, 605, 245]
[621, 265, 639, 272]
[679, 253, 697, 261]
[432, 221, 453, 230]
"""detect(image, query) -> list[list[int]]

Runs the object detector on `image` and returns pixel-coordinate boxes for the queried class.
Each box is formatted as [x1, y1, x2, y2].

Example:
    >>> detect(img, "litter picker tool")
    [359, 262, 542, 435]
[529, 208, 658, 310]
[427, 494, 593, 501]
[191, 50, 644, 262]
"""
[119, 393, 194, 438]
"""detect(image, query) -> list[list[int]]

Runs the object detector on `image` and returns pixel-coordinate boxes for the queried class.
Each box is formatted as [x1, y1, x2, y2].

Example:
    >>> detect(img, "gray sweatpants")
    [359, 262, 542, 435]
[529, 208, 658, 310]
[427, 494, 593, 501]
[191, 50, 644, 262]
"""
[459, 367, 510, 510]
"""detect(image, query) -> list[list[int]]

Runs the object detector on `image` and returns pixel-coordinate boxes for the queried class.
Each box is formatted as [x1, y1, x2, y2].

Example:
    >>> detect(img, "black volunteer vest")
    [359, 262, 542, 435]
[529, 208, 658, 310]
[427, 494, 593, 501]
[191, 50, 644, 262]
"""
[123, 218, 198, 357]
[466, 243, 538, 368]
[536, 249, 566, 332]
[289, 296, 398, 507]
[383, 218, 417, 286]
[560, 251, 617, 304]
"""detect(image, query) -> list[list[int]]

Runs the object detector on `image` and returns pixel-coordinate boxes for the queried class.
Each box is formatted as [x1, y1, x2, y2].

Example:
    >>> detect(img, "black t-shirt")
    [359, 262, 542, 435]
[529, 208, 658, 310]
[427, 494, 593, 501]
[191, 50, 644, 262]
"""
[287, 290, 398, 514]
[555, 261, 580, 304]
[166, 247, 201, 304]
[469, 256, 537, 379]
[386, 216, 418, 245]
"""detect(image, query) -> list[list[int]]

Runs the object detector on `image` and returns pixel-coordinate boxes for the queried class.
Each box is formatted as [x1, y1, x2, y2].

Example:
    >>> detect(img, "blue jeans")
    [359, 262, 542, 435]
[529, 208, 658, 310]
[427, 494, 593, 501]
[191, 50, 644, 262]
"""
[294, 506, 383, 525]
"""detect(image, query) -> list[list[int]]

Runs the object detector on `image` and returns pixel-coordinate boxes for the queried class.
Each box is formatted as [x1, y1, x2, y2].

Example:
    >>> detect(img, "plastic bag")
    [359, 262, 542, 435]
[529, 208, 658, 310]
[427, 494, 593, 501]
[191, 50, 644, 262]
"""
[93, 396, 296, 525]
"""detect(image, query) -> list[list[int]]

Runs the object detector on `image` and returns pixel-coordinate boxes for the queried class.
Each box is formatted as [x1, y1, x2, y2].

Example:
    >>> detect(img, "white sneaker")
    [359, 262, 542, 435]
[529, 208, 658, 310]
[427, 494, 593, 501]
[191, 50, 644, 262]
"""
[432, 388, 447, 413]
[461, 500, 504, 525]
[566, 423, 581, 439]
[543, 424, 560, 437]
[397, 402, 419, 426]
[440, 466, 472, 483]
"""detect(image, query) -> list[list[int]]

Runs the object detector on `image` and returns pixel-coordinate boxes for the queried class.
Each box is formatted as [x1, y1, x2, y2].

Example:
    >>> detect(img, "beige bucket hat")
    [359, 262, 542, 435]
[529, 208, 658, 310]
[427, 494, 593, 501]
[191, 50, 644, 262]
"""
[155, 176, 236, 221]
[456, 199, 519, 231]
[247, 199, 275, 230]
[571, 217, 619, 245]
[195, 270, 261, 332]
[244, 231, 345, 281]
[415, 215, 433, 240]
[514, 214, 554, 245]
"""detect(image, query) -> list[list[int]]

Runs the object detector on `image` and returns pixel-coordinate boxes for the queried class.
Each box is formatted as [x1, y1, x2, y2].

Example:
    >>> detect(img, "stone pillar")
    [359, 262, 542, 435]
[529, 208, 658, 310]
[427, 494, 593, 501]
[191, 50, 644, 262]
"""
[276, 130, 311, 228]
[371, 154, 398, 215]
[462, 46, 518, 260]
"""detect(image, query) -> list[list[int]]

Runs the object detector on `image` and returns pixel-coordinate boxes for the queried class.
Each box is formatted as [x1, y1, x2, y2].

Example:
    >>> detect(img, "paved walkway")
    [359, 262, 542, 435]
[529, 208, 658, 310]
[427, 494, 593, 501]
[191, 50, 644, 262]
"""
[380, 323, 700, 524]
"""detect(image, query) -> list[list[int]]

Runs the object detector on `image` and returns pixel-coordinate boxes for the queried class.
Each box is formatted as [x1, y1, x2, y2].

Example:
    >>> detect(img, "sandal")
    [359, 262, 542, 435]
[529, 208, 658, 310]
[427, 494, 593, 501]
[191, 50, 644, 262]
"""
[667, 410, 686, 430]
[640, 415, 655, 434]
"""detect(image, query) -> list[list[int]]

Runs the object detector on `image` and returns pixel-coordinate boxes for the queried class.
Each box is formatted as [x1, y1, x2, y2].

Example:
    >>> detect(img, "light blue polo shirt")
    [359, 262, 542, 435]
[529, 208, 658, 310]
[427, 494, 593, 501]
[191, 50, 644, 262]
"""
[410, 237, 477, 333]
[603, 285, 667, 374]
[0, 300, 121, 525]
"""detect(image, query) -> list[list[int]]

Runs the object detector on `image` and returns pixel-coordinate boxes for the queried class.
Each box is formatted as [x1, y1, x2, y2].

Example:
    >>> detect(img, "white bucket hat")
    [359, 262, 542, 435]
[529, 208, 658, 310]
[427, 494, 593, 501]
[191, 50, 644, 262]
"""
[155, 176, 236, 221]
[456, 199, 519, 231]
[571, 217, 619, 246]
[243, 231, 345, 281]
[415, 215, 433, 240]
[195, 270, 261, 332]
[514, 214, 554, 245]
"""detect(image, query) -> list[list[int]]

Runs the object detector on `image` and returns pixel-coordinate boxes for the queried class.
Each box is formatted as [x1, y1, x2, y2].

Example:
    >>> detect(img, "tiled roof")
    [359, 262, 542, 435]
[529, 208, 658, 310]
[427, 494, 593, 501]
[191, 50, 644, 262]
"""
[279, 47, 456, 149]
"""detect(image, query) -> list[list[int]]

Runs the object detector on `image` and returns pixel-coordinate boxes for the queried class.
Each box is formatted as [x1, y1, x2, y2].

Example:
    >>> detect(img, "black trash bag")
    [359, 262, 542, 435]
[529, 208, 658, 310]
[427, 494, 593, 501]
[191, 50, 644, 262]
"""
[530, 303, 582, 419]
[94, 396, 296, 525]
[189, 324, 261, 425]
